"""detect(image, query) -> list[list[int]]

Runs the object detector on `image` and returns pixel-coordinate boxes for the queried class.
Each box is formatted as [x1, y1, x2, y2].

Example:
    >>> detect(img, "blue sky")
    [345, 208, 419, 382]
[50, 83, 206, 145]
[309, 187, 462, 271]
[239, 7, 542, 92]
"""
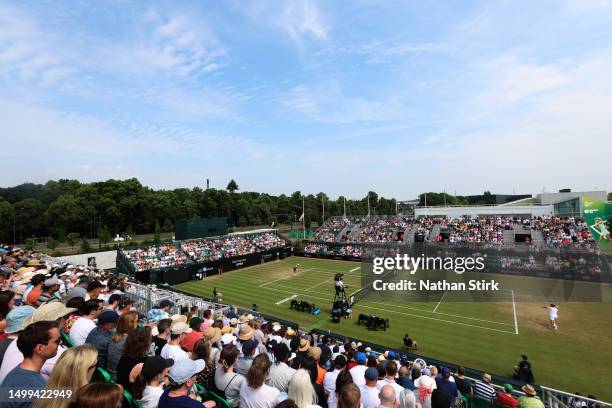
[1, 0, 611, 199]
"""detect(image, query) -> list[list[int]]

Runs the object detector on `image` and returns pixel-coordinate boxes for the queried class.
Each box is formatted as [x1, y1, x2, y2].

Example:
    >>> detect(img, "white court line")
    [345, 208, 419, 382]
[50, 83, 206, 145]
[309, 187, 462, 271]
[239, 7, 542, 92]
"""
[276, 295, 297, 305]
[432, 291, 446, 313]
[260, 285, 517, 335]
[511, 290, 519, 335]
[304, 278, 333, 292]
[350, 266, 360, 272]
[259, 268, 314, 288]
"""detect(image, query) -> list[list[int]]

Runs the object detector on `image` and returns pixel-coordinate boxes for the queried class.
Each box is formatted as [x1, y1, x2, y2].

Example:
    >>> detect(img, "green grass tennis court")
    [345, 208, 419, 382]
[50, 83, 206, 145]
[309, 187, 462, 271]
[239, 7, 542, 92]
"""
[174, 257, 612, 400]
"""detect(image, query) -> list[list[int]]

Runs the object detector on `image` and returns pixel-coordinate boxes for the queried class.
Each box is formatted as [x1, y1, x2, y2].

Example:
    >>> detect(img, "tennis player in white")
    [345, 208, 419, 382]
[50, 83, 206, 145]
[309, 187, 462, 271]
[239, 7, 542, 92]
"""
[547, 303, 559, 330]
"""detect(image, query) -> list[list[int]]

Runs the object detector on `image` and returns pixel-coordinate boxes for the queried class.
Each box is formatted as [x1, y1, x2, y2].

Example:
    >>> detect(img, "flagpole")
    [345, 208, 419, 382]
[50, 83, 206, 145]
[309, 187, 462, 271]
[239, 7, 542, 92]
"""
[322, 196, 325, 223]
[302, 196, 306, 239]
[367, 194, 370, 217]
[343, 197, 346, 218]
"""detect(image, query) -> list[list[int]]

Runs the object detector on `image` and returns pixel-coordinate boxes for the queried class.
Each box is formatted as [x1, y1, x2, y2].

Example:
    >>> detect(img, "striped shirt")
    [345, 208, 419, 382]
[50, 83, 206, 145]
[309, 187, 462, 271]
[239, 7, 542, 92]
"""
[473, 380, 496, 401]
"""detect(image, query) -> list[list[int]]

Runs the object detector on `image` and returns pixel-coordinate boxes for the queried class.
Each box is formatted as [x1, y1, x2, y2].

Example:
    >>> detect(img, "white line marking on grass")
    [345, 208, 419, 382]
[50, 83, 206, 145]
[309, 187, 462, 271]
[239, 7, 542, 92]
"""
[350, 266, 360, 272]
[304, 278, 332, 291]
[511, 290, 519, 335]
[276, 295, 297, 305]
[432, 291, 446, 313]
[259, 268, 314, 287]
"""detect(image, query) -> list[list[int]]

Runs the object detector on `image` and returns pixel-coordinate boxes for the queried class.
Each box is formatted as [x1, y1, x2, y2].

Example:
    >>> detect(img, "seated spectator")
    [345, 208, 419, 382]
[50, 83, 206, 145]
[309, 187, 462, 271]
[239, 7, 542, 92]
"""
[193, 338, 216, 391]
[338, 383, 361, 408]
[180, 316, 204, 352]
[215, 344, 244, 407]
[86, 280, 104, 300]
[397, 366, 415, 390]
[85, 310, 119, 368]
[152, 318, 172, 356]
[497, 384, 518, 408]
[268, 343, 296, 392]
[70, 299, 104, 346]
[518, 385, 544, 408]
[324, 355, 347, 408]
[147, 300, 174, 324]
[161, 322, 190, 363]
[107, 310, 138, 381]
[133, 355, 174, 408]
[34, 345, 98, 408]
[34, 276, 61, 307]
[62, 297, 85, 335]
[117, 327, 152, 391]
[73, 382, 124, 408]
[331, 371, 354, 408]
[288, 368, 320, 408]
[236, 339, 259, 376]
[24, 274, 46, 306]
[240, 353, 280, 408]
[398, 389, 417, 408]
[349, 352, 368, 387]
[360, 367, 381, 408]
[1, 321, 60, 391]
[0, 303, 73, 382]
[473, 374, 496, 402]
[298, 357, 328, 408]
[434, 368, 457, 407]
[453, 367, 472, 397]
[158, 358, 214, 408]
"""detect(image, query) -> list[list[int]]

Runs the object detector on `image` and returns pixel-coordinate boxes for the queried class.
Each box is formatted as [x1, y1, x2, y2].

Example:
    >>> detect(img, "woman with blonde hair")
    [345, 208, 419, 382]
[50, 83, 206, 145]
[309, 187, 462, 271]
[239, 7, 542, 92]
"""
[288, 369, 320, 408]
[107, 310, 138, 381]
[34, 345, 98, 408]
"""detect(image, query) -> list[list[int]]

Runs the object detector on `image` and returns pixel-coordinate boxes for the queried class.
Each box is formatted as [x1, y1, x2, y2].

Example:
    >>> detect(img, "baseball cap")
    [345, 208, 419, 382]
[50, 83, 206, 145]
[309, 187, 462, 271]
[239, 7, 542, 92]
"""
[98, 310, 119, 325]
[388, 351, 396, 360]
[160, 299, 174, 308]
[142, 356, 174, 379]
[22, 303, 77, 329]
[356, 352, 367, 364]
[6, 306, 37, 334]
[66, 287, 87, 302]
[241, 339, 259, 355]
[168, 358, 205, 384]
[503, 384, 514, 392]
[365, 367, 378, 381]
[189, 316, 203, 330]
[441, 367, 450, 377]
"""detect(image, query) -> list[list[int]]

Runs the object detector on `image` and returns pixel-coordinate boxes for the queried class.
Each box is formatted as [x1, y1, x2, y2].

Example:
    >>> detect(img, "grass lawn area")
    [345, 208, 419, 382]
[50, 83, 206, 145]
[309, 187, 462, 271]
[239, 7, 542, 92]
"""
[174, 256, 612, 401]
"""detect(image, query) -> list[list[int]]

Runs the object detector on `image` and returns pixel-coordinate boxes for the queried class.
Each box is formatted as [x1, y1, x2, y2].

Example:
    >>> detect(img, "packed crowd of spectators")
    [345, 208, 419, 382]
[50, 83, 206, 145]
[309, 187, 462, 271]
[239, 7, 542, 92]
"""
[545, 255, 604, 275]
[312, 218, 356, 243]
[122, 232, 286, 271]
[500, 256, 538, 271]
[304, 244, 363, 258]
[356, 217, 414, 243]
[531, 217, 596, 251]
[123, 245, 191, 272]
[439, 217, 510, 246]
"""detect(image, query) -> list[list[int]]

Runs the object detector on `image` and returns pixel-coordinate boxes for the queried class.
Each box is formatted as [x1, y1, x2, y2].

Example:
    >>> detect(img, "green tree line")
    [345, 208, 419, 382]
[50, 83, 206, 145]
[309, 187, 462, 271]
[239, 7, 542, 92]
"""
[0, 178, 404, 244]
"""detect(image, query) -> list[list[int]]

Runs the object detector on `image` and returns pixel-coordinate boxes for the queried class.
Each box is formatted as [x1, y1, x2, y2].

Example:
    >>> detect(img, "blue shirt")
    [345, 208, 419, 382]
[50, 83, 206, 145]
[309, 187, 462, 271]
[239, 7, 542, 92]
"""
[158, 390, 203, 408]
[0, 365, 46, 408]
[397, 376, 416, 390]
[436, 377, 458, 402]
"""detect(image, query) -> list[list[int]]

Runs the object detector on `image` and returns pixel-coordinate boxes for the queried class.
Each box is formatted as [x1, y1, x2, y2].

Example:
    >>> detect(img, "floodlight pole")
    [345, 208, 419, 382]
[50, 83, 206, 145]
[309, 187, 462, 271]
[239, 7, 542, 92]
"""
[302, 196, 306, 239]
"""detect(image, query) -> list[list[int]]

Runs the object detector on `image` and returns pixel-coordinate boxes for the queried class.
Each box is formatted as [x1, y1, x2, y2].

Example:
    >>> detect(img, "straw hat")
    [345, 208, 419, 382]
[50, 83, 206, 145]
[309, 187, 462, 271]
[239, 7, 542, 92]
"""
[221, 326, 233, 334]
[203, 327, 222, 344]
[22, 303, 77, 329]
[170, 314, 187, 325]
[298, 338, 309, 352]
[238, 315, 248, 324]
[238, 325, 254, 341]
[522, 385, 537, 397]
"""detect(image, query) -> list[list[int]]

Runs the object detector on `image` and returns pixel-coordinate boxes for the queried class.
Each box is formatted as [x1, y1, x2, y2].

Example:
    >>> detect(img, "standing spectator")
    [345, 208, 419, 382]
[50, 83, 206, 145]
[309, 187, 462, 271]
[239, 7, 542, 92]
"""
[379, 384, 398, 408]
[496, 384, 518, 408]
[435, 368, 457, 407]
[107, 310, 138, 381]
[33, 345, 98, 408]
[133, 355, 174, 408]
[1, 321, 60, 398]
[514, 355, 535, 384]
[473, 374, 496, 402]
[518, 385, 544, 408]
[73, 382, 124, 408]
[70, 299, 104, 346]
[288, 369, 320, 408]
[324, 355, 347, 401]
[152, 318, 172, 356]
[86, 280, 104, 300]
[359, 367, 381, 408]
[331, 371, 354, 408]
[116, 327, 152, 391]
[85, 310, 119, 368]
[398, 389, 417, 408]
[268, 343, 296, 392]
[413, 367, 436, 408]
[298, 357, 328, 408]
[160, 322, 190, 363]
[377, 361, 404, 401]
[215, 344, 244, 408]
[397, 366, 415, 390]
[240, 354, 280, 408]
[350, 352, 368, 387]
[158, 358, 213, 408]
[338, 383, 361, 408]
[453, 367, 472, 398]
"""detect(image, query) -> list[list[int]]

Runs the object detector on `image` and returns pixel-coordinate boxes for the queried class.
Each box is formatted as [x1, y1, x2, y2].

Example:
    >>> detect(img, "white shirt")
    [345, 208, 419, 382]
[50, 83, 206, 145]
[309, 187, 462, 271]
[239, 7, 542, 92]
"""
[139, 385, 164, 408]
[70, 317, 97, 346]
[548, 306, 558, 319]
[160, 344, 189, 362]
[360, 384, 381, 408]
[0, 341, 66, 383]
[350, 364, 368, 386]
[239, 381, 280, 408]
[267, 362, 296, 392]
[376, 378, 405, 401]
[324, 369, 342, 408]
